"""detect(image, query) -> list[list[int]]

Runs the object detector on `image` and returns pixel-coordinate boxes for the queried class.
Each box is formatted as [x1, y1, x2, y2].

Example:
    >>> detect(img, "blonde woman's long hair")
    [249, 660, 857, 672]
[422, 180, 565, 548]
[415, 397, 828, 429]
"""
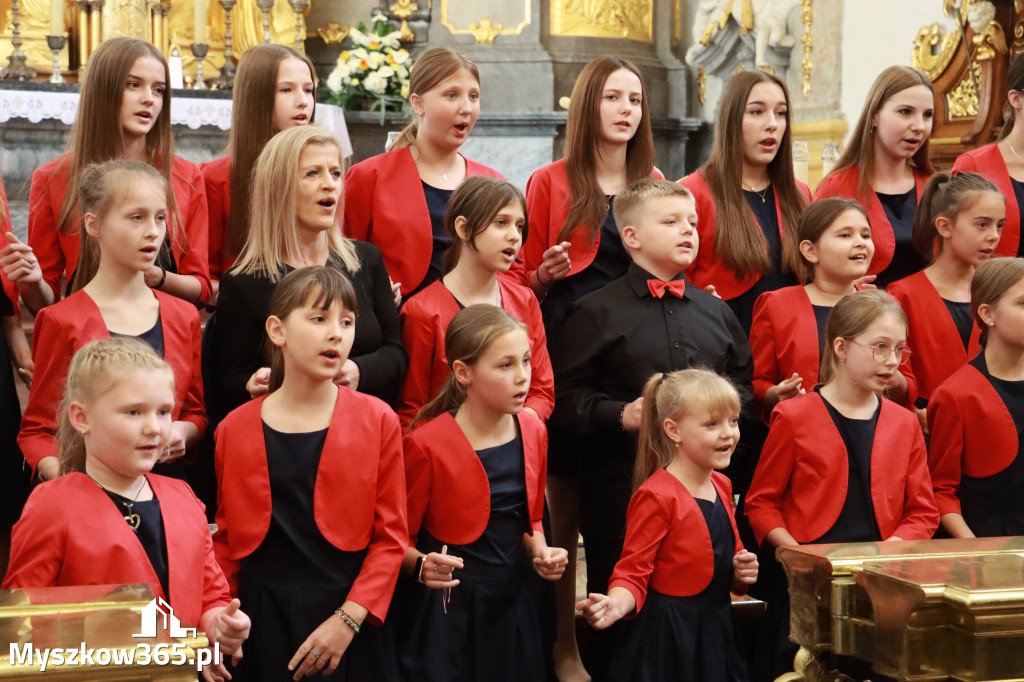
[231, 125, 360, 280]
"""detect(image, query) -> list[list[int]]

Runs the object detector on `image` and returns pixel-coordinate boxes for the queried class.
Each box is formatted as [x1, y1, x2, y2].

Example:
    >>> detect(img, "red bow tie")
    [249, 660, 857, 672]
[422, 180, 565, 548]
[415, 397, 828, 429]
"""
[647, 279, 686, 299]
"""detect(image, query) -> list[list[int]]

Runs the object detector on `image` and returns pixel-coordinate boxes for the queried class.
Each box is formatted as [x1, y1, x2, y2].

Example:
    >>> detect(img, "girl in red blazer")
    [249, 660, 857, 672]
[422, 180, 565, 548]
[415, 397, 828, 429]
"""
[745, 289, 939, 680]
[889, 171, 1003, 417]
[344, 47, 503, 299]
[213, 266, 407, 681]
[201, 44, 316, 294]
[399, 176, 553, 428]
[817, 66, 936, 288]
[395, 305, 567, 682]
[680, 69, 810, 336]
[19, 160, 205, 482]
[2, 38, 211, 310]
[576, 369, 758, 682]
[951, 53, 1024, 257]
[928, 257, 1024, 538]
[4, 337, 250, 682]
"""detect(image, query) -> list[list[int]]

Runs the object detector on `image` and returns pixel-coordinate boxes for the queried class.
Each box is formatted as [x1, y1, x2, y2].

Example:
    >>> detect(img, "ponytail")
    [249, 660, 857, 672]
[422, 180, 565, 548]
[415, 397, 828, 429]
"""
[1000, 52, 1024, 140]
[912, 171, 1002, 263]
[633, 373, 673, 492]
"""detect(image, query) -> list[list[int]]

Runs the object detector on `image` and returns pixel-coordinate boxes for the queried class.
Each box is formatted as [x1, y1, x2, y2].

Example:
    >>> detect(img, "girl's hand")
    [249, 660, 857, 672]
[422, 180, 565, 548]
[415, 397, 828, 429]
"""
[703, 284, 721, 299]
[389, 278, 402, 307]
[852, 274, 878, 290]
[287, 613, 355, 680]
[206, 599, 251, 663]
[0, 233, 42, 284]
[144, 265, 164, 289]
[539, 242, 572, 284]
[419, 551, 464, 590]
[163, 422, 189, 462]
[621, 397, 644, 431]
[201, 658, 232, 682]
[916, 407, 929, 438]
[334, 360, 360, 390]
[36, 456, 60, 482]
[246, 367, 271, 399]
[575, 593, 627, 630]
[532, 545, 569, 581]
[732, 549, 759, 587]
[765, 374, 805, 406]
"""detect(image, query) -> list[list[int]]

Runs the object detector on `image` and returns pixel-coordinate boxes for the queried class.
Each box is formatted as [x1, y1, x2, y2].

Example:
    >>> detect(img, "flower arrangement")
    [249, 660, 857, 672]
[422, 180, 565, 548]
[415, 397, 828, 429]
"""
[323, 12, 412, 117]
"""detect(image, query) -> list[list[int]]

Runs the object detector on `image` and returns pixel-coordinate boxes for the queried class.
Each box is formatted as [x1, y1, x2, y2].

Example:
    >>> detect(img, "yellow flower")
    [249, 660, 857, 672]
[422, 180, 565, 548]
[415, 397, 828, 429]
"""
[352, 78, 360, 86]
[359, 59, 371, 71]
[386, 53, 395, 64]
[339, 50, 350, 61]
[400, 84, 409, 97]
[369, 41, 380, 50]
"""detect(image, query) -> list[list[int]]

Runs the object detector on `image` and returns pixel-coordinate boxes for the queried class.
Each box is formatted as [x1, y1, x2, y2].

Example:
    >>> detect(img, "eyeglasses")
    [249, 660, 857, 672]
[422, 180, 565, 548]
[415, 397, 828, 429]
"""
[847, 339, 913, 365]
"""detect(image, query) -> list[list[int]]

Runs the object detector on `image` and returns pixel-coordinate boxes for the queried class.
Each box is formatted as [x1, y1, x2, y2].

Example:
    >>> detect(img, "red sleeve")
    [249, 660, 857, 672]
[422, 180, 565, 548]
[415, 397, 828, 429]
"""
[397, 301, 440, 429]
[346, 409, 408, 625]
[28, 166, 65, 302]
[1, 485, 65, 588]
[749, 293, 779, 410]
[523, 296, 554, 422]
[926, 386, 965, 517]
[343, 162, 376, 242]
[201, 160, 228, 278]
[184, 486, 232, 614]
[17, 307, 67, 470]
[212, 424, 241, 596]
[886, 284, 920, 409]
[402, 432, 432, 546]
[178, 311, 207, 439]
[891, 417, 940, 540]
[521, 168, 554, 281]
[607, 487, 670, 615]
[174, 163, 212, 305]
[0, 186, 19, 316]
[744, 410, 797, 546]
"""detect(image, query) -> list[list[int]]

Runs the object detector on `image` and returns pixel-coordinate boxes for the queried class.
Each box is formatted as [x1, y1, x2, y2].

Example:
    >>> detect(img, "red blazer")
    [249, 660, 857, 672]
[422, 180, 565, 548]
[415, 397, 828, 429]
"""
[680, 170, 812, 301]
[745, 392, 939, 545]
[3, 471, 231, 629]
[200, 155, 231, 279]
[750, 285, 918, 416]
[403, 410, 546, 547]
[511, 159, 665, 287]
[397, 278, 554, 427]
[952, 144, 1020, 257]
[343, 147, 504, 295]
[28, 154, 212, 305]
[927, 362, 1018, 517]
[816, 166, 927, 278]
[212, 387, 407, 625]
[609, 470, 745, 615]
[887, 271, 981, 402]
[0, 182, 18, 316]
[18, 290, 206, 471]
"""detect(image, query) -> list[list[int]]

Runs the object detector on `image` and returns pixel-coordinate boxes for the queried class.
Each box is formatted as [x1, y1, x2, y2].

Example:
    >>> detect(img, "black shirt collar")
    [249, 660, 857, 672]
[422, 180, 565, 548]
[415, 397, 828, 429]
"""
[626, 262, 690, 299]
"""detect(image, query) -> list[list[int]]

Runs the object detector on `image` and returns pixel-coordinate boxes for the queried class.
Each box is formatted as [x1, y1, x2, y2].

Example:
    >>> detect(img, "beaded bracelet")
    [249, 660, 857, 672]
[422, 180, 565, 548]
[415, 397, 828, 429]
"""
[155, 267, 168, 290]
[334, 607, 361, 634]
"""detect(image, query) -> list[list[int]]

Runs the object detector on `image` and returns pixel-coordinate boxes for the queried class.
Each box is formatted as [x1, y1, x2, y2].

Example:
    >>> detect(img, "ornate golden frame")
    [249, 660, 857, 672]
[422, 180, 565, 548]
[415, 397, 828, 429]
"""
[440, 0, 531, 44]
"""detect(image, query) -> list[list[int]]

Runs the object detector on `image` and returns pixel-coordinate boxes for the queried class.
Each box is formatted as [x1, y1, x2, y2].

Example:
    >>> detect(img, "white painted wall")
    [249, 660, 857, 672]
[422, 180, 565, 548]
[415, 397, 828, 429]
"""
[840, 0, 955, 142]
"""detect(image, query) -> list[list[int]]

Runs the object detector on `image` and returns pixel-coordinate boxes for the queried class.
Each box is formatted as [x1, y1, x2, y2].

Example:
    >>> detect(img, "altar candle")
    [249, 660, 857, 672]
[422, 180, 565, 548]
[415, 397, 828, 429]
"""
[194, 0, 207, 44]
[49, 0, 63, 36]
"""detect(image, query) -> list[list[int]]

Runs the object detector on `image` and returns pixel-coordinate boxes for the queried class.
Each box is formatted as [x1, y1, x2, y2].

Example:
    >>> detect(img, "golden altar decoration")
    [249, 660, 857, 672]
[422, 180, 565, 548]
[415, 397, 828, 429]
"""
[777, 536, 1024, 681]
[0, 583, 211, 680]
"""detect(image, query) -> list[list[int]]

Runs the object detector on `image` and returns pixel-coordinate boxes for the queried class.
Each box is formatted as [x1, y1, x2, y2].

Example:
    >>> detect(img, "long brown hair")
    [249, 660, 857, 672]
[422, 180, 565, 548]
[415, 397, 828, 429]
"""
[71, 160, 168, 292]
[971, 257, 1024, 347]
[783, 197, 870, 283]
[704, 69, 806, 277]
[559, 56, 656, 244]
[912, 171, 1002, 263]
[443, 176, 527, 273]
[266, 266, 359, 393]
[1000, 52, 1024, 140]
[58, 38, 184, 257]
[819, 289, 908, 385]
[58, 337, 174, 476]
[828, 66, 935, 198]
[391, 47, 480, 151]
[226, 45, 317, 263]
[412, 304, 527, 429]
[633, 368, 740, 493]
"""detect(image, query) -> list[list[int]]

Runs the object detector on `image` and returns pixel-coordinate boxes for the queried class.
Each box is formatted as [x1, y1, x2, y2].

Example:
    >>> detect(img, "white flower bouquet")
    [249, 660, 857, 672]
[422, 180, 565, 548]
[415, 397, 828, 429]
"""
[323, 13, 412, 118]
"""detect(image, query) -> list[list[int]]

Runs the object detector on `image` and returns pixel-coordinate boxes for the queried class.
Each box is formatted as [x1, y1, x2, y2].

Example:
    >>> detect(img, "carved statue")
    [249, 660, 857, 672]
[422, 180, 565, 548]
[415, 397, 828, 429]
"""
[750, 0, 798, 67]
[686, 0, 798, 69]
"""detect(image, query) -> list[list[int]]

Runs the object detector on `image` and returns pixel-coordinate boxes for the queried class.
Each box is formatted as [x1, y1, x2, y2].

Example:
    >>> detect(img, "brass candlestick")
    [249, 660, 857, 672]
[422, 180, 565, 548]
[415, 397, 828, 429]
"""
[288, 0, 309, 52]
[255, 0, 274, 44]
[47, 35, 66, 83]
[210, 0, 237, 89]
[1, 0, 39, 80]
[191, 42, 209, 89]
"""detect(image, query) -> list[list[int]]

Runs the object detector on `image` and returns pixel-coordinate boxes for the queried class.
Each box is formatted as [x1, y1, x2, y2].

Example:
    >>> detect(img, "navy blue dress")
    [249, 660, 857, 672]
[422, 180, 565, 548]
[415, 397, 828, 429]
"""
[393, 433, 544, 682]
[233, 424, 397, 682]
[0, 285, 28, 531]
[609, 494, 747, 682]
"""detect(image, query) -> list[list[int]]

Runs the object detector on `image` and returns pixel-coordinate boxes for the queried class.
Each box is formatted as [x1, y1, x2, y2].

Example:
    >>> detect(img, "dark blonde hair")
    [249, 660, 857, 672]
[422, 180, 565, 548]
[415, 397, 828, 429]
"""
[443, 176, 527, 273]
[559, 56, 656, 244]
[58, 38, 184, 256]
[819, 289, 908, 385]
[1000, 52, 1024, 140]
[226, 45, 317, 264]
[391, 47, 480, 151]
[633, 368, 741, 492]
[971, 257, 1024, 347]
[703, 69, 807, 278]
[612, 178, 695, 232]
[58, 337, 174, 475]
[412, 305, 527, 429]
[784, 197, 870, 283]
[829, 66, 935, 198]
[266, 265, 358, 393]
[71, 160, 168, 292]
[912, 171, 1003, 263]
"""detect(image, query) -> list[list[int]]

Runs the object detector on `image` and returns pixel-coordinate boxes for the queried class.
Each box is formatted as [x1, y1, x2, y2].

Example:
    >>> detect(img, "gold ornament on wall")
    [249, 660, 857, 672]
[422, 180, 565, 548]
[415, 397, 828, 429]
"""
[441, 0, 529, 42]
[550, 0, 652, 42]
[389, 0, 417, 42]
[947, 60, 984, 118]
[468, 18, 502, 45]
[800, 0, 812, 96]
[697, 66, 707, 105]
[912, 23, 960, 80]
[317, 21, 349, 45]
[973, 18, 1007, 61]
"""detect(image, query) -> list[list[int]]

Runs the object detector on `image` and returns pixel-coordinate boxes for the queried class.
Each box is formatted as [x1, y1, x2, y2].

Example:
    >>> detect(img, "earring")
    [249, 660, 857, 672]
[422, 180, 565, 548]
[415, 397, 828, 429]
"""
[870, 125, 877, 134]
[80, 428, 89, 437]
